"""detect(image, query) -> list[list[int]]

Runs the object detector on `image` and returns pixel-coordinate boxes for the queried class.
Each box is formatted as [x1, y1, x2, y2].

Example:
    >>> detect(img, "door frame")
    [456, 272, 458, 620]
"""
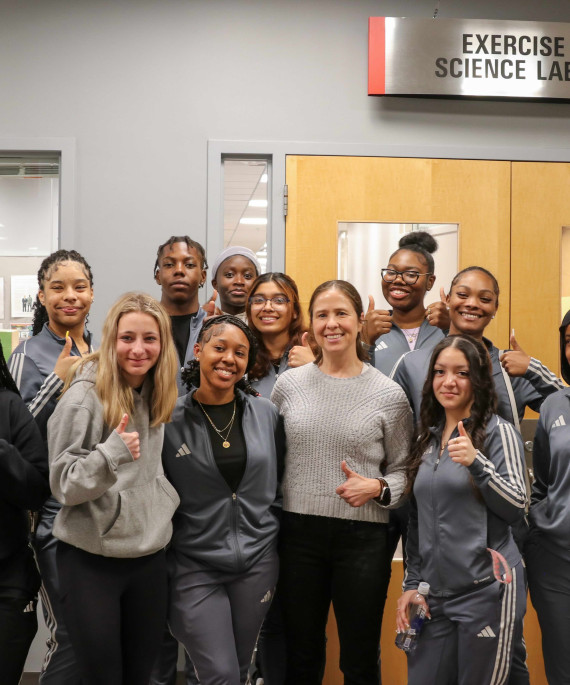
[207, 137, 570, 281]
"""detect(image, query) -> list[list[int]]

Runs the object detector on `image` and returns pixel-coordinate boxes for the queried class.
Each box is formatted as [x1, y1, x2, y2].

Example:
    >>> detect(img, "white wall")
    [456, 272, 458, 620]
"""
[2, 0, 570, 335]
[3, 0, 570, 672]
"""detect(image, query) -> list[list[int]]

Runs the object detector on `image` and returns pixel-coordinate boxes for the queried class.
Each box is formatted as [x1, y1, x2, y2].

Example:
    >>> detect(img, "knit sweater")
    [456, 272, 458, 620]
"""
[271, 362, 412, 523]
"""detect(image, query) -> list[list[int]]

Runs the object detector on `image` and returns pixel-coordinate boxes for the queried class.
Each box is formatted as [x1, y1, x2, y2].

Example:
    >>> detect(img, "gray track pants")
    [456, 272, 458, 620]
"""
[168, 546, 279, 685]
[407, 561, 526, 685]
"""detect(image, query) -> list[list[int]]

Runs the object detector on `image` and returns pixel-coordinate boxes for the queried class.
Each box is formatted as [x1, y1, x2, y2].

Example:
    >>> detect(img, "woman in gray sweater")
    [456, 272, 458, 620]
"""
[47, 292, 180, 685]
[271, 280, 412, 685]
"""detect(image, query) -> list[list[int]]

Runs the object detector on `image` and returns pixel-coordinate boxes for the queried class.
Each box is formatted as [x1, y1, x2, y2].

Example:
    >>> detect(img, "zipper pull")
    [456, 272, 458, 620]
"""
[232, 493, 237, 501]
[434, 457, 440, 471]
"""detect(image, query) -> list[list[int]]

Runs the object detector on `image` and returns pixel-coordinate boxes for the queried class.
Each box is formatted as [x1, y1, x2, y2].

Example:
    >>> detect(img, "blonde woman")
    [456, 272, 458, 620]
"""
[47, 292, 180, 685]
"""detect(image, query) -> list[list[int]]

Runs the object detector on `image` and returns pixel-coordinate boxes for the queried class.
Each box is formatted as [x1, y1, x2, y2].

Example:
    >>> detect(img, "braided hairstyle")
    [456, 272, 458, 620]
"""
[32, 250, 94, 336]
[0, 340, 20, 395]
[181, 314, 259, 396]
[153, 236, 208, 279]
[405, 334, 497, 492]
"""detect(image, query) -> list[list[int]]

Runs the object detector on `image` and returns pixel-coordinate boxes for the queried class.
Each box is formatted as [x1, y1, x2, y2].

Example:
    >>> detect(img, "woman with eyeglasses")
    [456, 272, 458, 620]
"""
[363, 232, 448, 377]
[246, 272, 313, 398]
[245, 273, 314, 685]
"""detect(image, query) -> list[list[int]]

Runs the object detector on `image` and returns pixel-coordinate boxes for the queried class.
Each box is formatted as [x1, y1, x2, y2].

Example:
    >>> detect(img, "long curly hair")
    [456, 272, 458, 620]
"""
[405, 334, 497, 491]
[32, 250, 94, 335]
[246, 272, 307, 380]
[182, 315, 259, 396]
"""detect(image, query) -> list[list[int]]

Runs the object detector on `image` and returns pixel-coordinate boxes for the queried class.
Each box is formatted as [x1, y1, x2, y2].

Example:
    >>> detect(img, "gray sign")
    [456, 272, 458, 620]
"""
[369, 17, 570, 99]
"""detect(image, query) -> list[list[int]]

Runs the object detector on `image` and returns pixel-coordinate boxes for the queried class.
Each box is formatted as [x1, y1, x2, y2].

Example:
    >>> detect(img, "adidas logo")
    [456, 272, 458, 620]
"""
[260, 590, 273, 603]
[375, 341, 388, 352]
[23, 600, 36, 613]
[477, 626, 496, 638]
[552, 415, 566, 429]
[176, 443, 191, 458]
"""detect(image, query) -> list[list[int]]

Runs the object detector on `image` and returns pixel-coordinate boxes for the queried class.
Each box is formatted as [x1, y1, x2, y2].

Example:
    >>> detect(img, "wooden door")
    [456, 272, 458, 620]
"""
[284, 154, 551, 685]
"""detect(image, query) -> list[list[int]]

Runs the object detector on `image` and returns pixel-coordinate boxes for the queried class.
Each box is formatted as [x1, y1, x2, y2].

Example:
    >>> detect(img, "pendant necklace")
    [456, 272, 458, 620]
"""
[196, 398, 236, 448]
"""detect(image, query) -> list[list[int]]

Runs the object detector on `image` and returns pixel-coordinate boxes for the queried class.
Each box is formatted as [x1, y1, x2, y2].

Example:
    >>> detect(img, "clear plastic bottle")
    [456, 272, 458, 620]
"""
[395, 581, 430, 653]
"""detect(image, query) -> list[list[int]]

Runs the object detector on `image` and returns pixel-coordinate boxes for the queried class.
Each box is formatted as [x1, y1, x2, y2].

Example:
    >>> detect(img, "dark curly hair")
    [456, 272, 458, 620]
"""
[392, 231, 438, 273]
[405, 334, 497, 491]
[246, 272, 307, 380]
[181, 314, 258, 396]
[154, 236, 208, 277]
[308, 280, 370, 364]
[32, 250, 94, 336]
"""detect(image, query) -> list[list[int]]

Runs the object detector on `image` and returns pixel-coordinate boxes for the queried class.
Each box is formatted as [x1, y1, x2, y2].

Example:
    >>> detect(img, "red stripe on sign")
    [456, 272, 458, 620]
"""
[368, 17, 385, 95]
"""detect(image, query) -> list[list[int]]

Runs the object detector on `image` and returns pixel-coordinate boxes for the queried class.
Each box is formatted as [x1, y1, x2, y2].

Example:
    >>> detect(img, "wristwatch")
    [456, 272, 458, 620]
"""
[375, 478, 391, 506]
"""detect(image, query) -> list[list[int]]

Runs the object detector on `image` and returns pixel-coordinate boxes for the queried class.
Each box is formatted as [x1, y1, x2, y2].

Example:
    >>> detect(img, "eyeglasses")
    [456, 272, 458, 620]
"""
[249, 295, 291, 307]
[381, 268, 432, 285]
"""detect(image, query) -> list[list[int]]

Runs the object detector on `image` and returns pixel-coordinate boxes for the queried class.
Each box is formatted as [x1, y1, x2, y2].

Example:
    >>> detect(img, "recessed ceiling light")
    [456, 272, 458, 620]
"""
[249, 200, 268, 208]
[239, 218, 267, 225]
[29, 246, 38, 250]
[260, 174, 268, 183]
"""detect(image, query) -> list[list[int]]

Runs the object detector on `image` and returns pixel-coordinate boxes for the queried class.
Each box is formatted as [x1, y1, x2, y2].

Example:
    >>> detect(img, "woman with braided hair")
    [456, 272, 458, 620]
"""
[8, 248, 94, 684]
[162, 314, 284, 685]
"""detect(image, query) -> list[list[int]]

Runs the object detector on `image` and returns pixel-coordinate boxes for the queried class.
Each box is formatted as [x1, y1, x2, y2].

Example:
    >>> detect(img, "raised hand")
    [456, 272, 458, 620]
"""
[425, 287, 450, 330]
[202, 289, 222, 318]
[288, 332, 315, 368]
[54, 334, 77, 381]
[335, 460, 381, 507]
[499, 330, 531, 376]
[361, 295, 392, 345]
[115, 414, 140, 460]
[448, 421, 477, 467]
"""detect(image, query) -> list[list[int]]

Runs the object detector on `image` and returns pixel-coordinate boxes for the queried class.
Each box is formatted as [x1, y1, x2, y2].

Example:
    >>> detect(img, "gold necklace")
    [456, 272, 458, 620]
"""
[196, 398, 236, 449]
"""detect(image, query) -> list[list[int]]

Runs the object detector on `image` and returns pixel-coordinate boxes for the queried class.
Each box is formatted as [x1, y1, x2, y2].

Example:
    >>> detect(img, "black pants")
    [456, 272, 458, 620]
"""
[0, 593, 38, 685]
[278, 513, 391, 685]
[56, 542, 168, 685]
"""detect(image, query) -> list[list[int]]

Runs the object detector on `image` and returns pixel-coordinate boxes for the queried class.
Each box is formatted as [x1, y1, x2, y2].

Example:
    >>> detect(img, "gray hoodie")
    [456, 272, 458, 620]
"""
[48, 365, 179, 558]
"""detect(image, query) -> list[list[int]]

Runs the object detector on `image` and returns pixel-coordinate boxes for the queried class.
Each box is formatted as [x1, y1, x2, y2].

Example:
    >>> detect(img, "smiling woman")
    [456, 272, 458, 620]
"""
[398, 335, 527, 684]
[271, 280, 412, 684]
[47, 292, 179, 685]
[161, 314, 284, 685]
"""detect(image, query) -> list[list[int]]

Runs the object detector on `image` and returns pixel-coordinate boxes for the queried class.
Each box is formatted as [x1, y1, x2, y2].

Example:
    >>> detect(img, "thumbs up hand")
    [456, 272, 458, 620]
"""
[115, 414, 141, 460]
[202, 289, 222, 319]
[335, 460, 383, 507]
[448, 421, 476, 467]
[54, 334, 77, 381]
[499, 329, 531, 377]
[288, 332, 315, 368]
[425, 288, 450, 331]
[361, 295, 392, 345]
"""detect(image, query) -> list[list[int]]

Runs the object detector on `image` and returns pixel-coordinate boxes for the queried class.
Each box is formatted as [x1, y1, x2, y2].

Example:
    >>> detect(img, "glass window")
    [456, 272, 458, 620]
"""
[223, 157, 269, 273]
[0, 154, 60, 332]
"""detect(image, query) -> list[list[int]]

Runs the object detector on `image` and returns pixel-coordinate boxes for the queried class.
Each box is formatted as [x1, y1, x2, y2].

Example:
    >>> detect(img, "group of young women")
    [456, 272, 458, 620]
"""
[2, 232, 569, 685]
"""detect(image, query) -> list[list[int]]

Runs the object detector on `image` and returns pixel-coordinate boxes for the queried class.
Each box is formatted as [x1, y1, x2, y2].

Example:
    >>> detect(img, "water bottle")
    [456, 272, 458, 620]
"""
[395, 582, 430, 653]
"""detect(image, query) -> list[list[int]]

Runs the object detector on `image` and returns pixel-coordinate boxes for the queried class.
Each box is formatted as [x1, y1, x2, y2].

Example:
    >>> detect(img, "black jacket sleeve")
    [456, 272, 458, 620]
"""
[0, 391, 49, 511]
